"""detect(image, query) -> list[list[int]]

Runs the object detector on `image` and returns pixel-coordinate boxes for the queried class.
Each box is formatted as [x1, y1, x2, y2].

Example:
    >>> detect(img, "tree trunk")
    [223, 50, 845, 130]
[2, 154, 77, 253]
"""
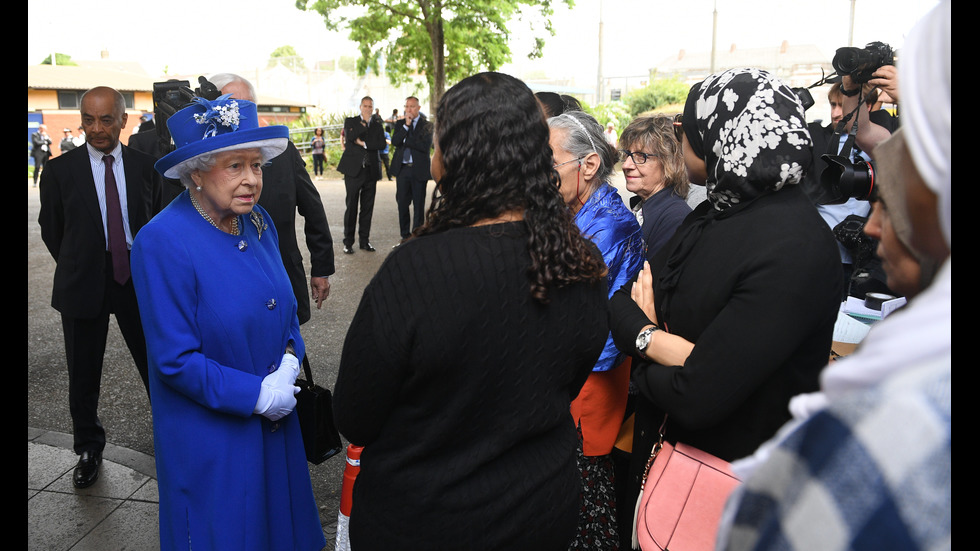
[429, 0, 445, 111]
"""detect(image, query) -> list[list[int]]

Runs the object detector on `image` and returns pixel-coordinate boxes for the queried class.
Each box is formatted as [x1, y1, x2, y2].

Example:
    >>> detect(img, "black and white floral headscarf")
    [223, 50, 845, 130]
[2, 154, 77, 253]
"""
[682, 68, 812, 211]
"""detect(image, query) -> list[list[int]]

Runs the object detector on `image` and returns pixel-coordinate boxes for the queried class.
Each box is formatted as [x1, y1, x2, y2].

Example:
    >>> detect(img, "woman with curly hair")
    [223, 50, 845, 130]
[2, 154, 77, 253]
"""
[333, 71, 610, 550]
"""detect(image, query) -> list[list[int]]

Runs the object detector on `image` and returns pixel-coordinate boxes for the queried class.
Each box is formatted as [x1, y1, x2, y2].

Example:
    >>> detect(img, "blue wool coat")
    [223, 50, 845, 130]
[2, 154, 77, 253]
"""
[131, 192, 324, 551]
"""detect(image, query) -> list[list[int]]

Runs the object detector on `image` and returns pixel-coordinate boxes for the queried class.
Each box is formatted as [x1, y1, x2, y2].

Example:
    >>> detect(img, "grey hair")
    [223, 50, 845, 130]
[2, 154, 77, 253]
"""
[175, 149, 269, 189]
[176, 153, 217, 189]
[209, 73, 256, 101]
[548, 110, 617, 185]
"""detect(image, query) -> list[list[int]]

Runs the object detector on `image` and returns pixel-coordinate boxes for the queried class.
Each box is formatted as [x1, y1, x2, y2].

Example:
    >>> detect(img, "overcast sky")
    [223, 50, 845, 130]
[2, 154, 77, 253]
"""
[28, 0, 938, 81]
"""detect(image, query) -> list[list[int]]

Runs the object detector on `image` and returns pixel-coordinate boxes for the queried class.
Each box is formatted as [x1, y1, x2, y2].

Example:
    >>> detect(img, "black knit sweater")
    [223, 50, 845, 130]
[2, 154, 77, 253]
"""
[610, 186, 843, 504]
[334, 221, 609, 550]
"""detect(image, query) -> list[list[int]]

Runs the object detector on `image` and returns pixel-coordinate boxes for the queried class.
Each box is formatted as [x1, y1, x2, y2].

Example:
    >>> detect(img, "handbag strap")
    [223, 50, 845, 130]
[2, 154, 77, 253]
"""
[302, 355, 315, 385]
[637, 413, 670, 492]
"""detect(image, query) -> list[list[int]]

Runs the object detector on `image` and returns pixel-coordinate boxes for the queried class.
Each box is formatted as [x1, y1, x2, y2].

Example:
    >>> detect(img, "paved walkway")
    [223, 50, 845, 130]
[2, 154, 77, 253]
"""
[28, 427, 160, 549]
[27, 427, 338, 550]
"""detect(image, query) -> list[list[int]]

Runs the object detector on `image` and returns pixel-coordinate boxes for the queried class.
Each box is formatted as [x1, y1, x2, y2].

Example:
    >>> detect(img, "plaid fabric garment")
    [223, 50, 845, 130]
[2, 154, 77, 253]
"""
[722, 361, 950, 551]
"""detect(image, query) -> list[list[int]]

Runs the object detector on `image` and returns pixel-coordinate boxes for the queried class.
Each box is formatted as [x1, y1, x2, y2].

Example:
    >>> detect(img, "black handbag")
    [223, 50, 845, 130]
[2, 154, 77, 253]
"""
[295, 355, 343, 464]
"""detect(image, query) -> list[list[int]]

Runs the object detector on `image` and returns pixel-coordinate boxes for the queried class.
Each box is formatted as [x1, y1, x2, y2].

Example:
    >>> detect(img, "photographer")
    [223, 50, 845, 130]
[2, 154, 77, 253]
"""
[802, 42, 904, 299]
[802, 82, 876, 298]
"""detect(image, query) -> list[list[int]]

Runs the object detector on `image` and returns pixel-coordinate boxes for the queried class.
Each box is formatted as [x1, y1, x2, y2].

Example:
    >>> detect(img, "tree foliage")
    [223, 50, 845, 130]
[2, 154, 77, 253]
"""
[582, 100, 632, 134]
[41, 53, 77, 66]
[623, 77, 690, 116]
[296, 0, 572, 108]
[269, 45, 307, 73]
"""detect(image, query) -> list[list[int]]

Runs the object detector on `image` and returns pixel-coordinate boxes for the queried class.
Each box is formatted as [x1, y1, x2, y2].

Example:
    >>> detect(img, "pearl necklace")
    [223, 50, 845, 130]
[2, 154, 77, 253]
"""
[190, 192, 239, 235]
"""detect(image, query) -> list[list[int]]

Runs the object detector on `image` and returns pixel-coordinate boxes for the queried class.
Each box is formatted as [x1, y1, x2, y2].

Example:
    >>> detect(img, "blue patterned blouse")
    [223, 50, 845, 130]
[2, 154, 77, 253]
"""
[574, 182, 645, 371]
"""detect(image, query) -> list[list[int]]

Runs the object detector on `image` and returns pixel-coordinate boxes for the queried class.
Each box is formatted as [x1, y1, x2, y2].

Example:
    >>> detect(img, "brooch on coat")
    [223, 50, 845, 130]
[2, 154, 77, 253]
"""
[250, 211, 268, 240]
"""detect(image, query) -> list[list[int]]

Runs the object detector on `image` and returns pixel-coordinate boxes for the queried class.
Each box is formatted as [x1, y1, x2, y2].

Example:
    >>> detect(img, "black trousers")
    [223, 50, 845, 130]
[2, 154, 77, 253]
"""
[61, 255, 150, 455]
[381, 153, 391, 179]
[33, 154, 49, 184]
[395, 165, 428, 239]
[343, 167, 378, 247]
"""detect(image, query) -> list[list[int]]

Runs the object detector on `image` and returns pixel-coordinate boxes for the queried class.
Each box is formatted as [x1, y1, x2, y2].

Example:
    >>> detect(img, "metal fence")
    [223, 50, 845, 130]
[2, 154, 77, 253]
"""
[290, 124, 344, 155]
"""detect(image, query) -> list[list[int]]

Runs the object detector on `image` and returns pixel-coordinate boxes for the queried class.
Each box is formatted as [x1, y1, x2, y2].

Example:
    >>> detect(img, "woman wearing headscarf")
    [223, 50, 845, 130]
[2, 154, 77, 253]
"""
[718, 3, 951, 547]
[619, 114, 692, 260]
[608, 68, 843, 538]
[333, 72, 610, 550]
[131, 96, 325, 550]
[548, 110, 644, 550]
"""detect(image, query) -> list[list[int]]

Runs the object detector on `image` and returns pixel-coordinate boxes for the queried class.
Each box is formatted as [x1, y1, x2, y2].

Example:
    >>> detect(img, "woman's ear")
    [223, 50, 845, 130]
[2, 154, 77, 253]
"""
[190, 170, 203, 189]
[581, 151, 601, 181]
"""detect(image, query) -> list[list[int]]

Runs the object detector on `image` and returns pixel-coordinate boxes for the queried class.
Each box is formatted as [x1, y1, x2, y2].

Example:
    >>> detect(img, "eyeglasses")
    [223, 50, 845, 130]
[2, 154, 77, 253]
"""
[673, 114, 684, 142]
[619, 150, 660, 165]
[554, 156, 585, 169]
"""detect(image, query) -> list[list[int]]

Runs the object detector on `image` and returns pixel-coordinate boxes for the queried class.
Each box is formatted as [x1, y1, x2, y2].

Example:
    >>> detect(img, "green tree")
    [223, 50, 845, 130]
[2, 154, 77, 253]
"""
[269, 45, 307, 73]
[623, 77, 689, 116]
[296, 0, 572, 108]
[41, 53, 77, 66]
[582, 100, 631, 135]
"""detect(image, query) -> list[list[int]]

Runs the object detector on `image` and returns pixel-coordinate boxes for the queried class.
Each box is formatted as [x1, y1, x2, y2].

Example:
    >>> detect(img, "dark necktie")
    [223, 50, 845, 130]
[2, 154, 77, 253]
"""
[103, 155, 130, 285]
[402, 122, 413, 164]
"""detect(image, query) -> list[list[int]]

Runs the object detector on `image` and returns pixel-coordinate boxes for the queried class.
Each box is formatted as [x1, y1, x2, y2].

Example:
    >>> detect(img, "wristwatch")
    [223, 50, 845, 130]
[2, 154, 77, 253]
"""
[635, 326, 661, 357]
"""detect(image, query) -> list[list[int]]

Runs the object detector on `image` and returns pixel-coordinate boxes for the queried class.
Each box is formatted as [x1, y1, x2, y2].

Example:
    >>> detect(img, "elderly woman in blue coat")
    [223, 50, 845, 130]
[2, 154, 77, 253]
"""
[548, 109, 644, 549]
[131, 96, 325, 550]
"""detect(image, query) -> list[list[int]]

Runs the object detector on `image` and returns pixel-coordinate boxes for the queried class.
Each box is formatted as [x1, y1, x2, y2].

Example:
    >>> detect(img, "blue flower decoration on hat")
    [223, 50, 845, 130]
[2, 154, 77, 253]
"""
[155, 94, 289, 180]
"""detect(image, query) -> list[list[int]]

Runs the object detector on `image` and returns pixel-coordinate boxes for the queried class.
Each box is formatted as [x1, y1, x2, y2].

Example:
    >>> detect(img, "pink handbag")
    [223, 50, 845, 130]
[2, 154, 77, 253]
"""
[632, 419, 741, 551]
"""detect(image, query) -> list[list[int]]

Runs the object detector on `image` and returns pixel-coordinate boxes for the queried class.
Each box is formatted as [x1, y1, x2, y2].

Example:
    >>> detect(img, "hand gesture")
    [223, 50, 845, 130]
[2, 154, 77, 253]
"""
[631, 261, 659, 326]
[868, 65, 900, 103]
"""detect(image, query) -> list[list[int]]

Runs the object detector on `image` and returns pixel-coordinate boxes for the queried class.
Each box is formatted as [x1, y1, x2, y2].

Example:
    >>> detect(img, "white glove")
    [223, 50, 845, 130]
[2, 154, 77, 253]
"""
[253, 354, 301, 421]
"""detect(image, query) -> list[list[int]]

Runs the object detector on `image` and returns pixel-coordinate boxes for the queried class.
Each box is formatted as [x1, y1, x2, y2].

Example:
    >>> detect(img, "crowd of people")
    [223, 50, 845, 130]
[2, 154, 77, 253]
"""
[35, 1, 949, 548]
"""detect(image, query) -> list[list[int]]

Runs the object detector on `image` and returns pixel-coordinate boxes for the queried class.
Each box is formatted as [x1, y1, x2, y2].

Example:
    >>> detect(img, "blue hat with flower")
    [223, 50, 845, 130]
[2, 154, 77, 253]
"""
[155, 94, 289, 179]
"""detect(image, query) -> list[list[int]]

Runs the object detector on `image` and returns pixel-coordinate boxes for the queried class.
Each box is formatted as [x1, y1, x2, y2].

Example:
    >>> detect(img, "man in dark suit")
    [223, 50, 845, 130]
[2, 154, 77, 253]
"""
[337, 96, 386, 254]
[38, 86, 159, 489]
[31, 124, 52, 187]
[212, 74, 335, 322]
[389, 96, 433, 241]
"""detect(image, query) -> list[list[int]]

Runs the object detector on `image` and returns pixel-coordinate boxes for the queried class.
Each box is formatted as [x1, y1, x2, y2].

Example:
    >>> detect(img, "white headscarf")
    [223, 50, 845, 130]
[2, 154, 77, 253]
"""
[900, 0, 951, 248]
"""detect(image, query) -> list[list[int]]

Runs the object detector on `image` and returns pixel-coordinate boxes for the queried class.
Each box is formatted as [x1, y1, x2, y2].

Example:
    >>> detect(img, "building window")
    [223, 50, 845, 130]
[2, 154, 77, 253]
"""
[57, 90, 135, 110]
[58, 91, 80, 109]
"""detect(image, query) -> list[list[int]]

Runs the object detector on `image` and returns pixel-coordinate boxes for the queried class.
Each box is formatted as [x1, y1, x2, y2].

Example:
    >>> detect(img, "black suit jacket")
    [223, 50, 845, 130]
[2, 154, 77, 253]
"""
[127, 128, 185, 206]
[389, 114, 433, 179]
[38, 144, 161, 318]
[258, 141, 335, 324]
[337, 114, 386, 181]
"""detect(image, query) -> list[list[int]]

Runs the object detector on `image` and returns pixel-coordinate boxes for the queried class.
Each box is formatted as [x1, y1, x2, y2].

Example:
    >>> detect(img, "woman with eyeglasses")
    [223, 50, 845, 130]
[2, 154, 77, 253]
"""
[548, 110, 644, 550]
[609, 68, 843, 542]
[620, 115, 692, 260]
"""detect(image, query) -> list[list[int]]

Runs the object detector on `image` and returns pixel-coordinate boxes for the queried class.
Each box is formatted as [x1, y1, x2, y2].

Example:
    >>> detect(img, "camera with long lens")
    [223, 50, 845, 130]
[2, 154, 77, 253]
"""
[820, 154, 877, 204]
[832, 41, 895, 84]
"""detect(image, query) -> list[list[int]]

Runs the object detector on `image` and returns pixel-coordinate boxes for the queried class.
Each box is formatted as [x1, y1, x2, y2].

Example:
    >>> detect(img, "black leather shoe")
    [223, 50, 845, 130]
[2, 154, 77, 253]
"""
[73, 450, 102, 489]
[359, 243, 376, 252]
[343, 245, 354, 255]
